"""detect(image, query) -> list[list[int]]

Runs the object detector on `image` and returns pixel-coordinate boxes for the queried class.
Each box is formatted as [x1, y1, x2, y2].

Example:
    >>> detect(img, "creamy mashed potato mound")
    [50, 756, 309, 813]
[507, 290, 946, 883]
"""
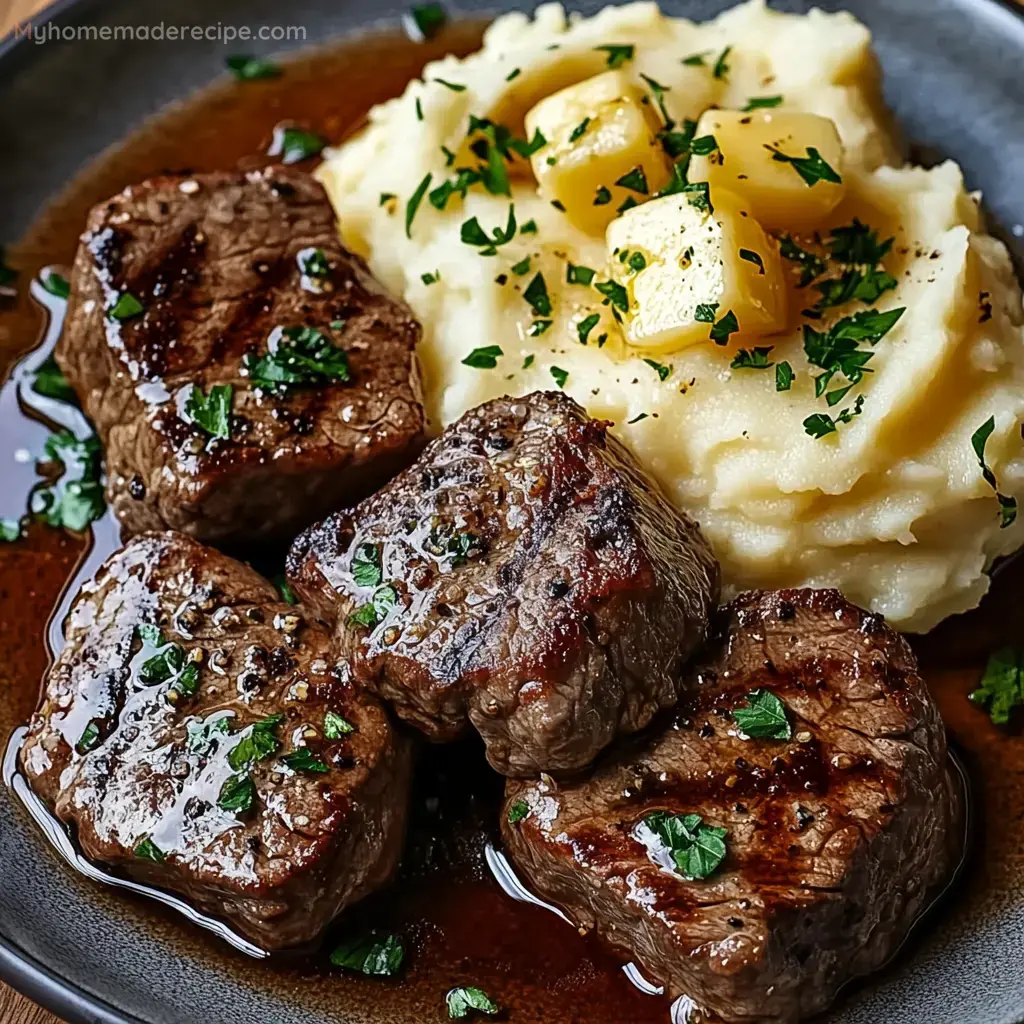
[319, 0, 1024, 631]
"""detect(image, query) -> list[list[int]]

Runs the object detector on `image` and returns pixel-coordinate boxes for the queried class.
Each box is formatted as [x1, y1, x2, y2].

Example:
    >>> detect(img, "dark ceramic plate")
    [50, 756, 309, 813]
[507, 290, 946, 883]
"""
[2, 0, 1024, 1022]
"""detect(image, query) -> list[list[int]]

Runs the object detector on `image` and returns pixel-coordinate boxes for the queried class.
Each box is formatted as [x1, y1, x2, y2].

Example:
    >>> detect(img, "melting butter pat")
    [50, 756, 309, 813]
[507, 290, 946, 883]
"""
[524, 70, 671, 235]
[605, 188, 788, 353]
[688, 110, 846, 233]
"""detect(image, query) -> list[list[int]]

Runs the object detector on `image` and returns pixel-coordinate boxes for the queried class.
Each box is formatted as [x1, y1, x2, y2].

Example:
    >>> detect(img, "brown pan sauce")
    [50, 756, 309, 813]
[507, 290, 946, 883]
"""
[0, 19, 1014, 1024]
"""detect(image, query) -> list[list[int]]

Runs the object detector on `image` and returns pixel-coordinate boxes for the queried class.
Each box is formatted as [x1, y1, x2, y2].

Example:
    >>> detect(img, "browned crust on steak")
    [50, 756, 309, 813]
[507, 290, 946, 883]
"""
[288, 391, 720, 777]
[58, 167, 424, 544]
[502, 588, 961, 1022]
[20, 531, 412, 950]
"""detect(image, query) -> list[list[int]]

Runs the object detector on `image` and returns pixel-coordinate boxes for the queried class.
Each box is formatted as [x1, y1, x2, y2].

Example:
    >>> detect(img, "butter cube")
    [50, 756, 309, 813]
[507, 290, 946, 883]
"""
[525, 70, 672, 235]
[605, 188, 788, 353]
[688, 110, 845, 233]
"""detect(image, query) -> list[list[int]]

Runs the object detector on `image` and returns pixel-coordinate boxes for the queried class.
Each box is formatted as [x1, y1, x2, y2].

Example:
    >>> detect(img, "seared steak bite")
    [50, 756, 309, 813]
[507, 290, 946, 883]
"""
[288, 391, 720, 777]
[57, 167, 424, 544]
[502, 589, 961, 1023]
[20, 532, 412, 950]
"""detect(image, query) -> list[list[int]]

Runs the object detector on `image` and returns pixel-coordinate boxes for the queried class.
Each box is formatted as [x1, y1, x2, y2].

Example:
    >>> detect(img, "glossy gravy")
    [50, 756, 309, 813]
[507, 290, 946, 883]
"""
[0, 20, 1016, 1024]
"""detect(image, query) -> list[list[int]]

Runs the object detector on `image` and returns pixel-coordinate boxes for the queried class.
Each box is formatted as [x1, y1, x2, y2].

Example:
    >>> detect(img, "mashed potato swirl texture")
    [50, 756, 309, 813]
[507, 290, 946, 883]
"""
[319, 0, 1024, 631]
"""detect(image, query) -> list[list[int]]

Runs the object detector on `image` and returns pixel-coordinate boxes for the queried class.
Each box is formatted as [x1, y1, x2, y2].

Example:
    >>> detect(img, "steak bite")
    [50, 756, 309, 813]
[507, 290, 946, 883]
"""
[19, 532, 412, 951]
[502, 589, 961, 1023]
[288, 391, 720, 777]
[57, 166, 424, 544]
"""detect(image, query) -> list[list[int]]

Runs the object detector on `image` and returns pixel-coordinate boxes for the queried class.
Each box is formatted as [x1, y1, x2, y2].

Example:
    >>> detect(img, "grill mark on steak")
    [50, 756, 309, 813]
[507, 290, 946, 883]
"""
[502, 588, 961, 1022]
[288, 391, 720, 777]
[57, 167, 425, 543]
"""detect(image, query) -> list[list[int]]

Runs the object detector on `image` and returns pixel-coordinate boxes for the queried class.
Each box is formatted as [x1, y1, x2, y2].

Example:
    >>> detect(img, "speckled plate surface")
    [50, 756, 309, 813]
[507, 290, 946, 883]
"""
[2, 0, 1024, 1022]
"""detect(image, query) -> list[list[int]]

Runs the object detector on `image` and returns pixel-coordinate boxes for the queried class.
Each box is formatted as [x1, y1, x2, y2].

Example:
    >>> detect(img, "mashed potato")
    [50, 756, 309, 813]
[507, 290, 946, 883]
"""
[319, 0, 1024, 631]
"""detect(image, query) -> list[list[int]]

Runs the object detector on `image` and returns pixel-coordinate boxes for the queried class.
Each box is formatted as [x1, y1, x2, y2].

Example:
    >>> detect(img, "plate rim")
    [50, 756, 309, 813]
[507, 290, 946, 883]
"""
[1, 0, 1023, 1021]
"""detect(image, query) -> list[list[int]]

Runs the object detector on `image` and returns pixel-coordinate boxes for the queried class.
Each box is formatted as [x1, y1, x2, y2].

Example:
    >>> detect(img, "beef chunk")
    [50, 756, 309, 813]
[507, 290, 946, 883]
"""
[288, 391, 719, 777]
[20, 532, 411, 950]
[502, 589, 962, 1023]
[57, 167, 424, 544]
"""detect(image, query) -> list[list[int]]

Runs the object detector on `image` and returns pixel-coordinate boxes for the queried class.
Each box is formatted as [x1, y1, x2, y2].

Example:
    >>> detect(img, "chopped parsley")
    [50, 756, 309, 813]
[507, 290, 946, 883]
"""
[640, 74, 672, 126]
[331, 933, 405, 976]
[273, 127, 326, 164]
[709, 309, 739, 345]
[694, 302, 719, 323]
[802, 307, 904, 398]
[690, 134, 719, 156]
[803, 394, 865, 438]
[742, 95, 783, 111]
[779, 236, 827, 287]
[32, 356, 75, 403]
[739, 248, 765, 274]
[550, 366, 568, 389]
[275, 575, 298, 604]
[659, 119, 697, 158]
[462, 345, 503, 369]
[970, 648, 1024, 725]
[218, 773, 256, 814]
[712, 45, 732, 80]
[595, 43, 635, 69]
[577, 313, 601, 345]
[627, 413, 649, 424]
[33, 432, 105, 532]
[282, 747, 330, 773]
[429, 168, 484, 210]
[595, 280, 629, 313]
[828, 218, 893, 266]
[431, 77, 466, 91]
[407, 2, 447, 40]
[681, 51, 709, 66]
[569, 117, 591, 142]
[775, 361, 794, 391]
[615, 165, 649, 195]
[523, 273, 552, 316]
[75, 721, 100, 754]
[227, 714, 284, 771]
[505, 67, 521, 81]
[226, 55, 280, 80]
[511, 256, 531, 276]
[507, 799, 530, 824]
[766, 145, 842, 187]
[107, 291, 144, 321]
[644, 358, 671, 381]
[566, 263, 596, 286]
[731, 346, 774, 369]
[594, 186, 612, 206]
[528, 320, 553, 336]
[415, 97, 424, 121]
[732, 690, 791, 739]
[135, 624, 199, 700]
[324, 711, 356, 739]
[406, 173, 433, 238]
[643, 811, 727, 880]
[352, 543, 383, 588]
[245, 325, 350, 391]
[446, 987, 500, 1019]
[300, 248, 331, 281]
[617, 196, 639, 215]
[421, 271, 440, 285]
[41, 270, 71, 299]
[350, 584, 399, 628]
[134, 837, 165, 863]
[184, 383, 233, 440]
[522, 354, 535, 369]
[972, 416, 1018, 528]
[460, 205, 517, 255]
[520, 219, 538, 234]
